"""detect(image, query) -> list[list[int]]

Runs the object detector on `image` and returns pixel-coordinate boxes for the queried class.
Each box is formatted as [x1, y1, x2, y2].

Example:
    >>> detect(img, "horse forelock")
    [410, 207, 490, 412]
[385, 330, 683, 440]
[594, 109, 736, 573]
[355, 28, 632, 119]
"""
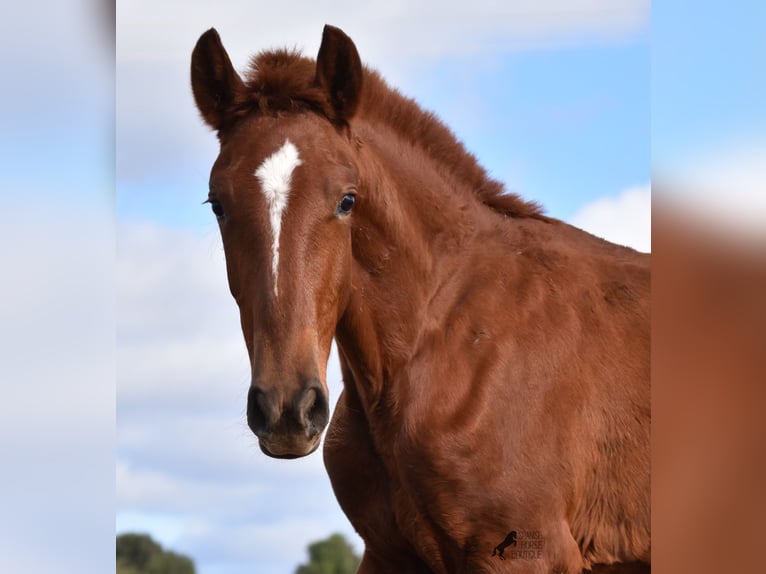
[234, 49, 546, 221]
[241, 50, 326, 115]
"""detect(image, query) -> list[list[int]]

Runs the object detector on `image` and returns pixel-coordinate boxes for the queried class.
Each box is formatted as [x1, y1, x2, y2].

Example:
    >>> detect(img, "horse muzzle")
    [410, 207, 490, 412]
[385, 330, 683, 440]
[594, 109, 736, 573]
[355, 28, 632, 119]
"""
[246, 379, 329, 459]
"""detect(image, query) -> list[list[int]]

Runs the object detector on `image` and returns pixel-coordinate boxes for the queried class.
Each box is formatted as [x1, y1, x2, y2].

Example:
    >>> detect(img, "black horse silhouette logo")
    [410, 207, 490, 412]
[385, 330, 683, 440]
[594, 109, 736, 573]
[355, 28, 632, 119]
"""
[491, 530, 517, 560]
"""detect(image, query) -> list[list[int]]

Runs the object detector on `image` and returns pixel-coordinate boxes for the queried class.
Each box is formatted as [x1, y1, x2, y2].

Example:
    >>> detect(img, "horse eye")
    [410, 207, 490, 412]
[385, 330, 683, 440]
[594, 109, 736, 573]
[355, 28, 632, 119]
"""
[208, 199, 225, 220]
[337, 193, 356, 216]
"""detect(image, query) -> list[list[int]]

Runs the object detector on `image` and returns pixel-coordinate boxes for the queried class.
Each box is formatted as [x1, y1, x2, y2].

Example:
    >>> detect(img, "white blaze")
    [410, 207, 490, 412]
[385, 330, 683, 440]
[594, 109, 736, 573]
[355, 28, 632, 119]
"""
[254, 139, 302, 296]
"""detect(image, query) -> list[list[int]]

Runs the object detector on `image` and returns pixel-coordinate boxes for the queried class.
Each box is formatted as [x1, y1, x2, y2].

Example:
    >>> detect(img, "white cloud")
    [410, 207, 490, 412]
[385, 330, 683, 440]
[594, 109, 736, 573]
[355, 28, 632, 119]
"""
[116, 1, 648, 184]
[118, 0, 649, 65]
[655, 139, 766, 241]
[180, 516, 359, 574]
[0, 199, 115, 573]
[571, 184, 651, 252]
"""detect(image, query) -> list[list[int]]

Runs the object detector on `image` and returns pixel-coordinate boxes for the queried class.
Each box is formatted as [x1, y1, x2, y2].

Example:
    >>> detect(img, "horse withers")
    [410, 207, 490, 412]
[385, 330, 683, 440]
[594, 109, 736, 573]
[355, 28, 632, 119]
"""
[191, 24, 650, 574]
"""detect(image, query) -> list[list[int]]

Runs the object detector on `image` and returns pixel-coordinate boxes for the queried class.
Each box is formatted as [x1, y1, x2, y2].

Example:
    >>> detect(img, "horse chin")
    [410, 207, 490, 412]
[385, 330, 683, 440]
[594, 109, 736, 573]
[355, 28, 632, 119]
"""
[258, 437, 321, 460]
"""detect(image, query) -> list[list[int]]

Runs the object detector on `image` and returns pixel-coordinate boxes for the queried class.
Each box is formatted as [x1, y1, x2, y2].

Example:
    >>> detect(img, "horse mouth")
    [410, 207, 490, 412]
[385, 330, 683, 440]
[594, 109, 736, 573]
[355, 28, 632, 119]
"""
[258, 437, 322, 459]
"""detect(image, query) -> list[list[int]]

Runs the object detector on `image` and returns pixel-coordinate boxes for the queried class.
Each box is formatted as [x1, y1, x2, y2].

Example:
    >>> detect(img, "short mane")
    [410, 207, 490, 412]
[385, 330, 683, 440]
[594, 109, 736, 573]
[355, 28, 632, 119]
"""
[235, 49, 545, 220]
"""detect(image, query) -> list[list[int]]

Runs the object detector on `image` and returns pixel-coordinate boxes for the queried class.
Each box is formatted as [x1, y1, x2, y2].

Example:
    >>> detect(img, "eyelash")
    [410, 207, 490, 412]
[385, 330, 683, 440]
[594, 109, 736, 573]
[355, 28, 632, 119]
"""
[204, 198, 225, 220]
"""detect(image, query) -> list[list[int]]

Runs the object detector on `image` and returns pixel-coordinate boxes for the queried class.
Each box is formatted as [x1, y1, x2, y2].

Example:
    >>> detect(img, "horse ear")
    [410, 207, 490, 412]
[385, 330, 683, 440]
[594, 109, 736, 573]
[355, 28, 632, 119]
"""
[191, 28, 246, 131]
[315, 25, 363, 123]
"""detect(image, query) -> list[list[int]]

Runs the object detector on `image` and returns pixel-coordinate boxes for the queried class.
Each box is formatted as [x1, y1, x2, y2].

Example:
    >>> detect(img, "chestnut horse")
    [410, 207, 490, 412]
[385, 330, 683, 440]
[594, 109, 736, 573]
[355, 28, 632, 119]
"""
[191, 25, 650, 574]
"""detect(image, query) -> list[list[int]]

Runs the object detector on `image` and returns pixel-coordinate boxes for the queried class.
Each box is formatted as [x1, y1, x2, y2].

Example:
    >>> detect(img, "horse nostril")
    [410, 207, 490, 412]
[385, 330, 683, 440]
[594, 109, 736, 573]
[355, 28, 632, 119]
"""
[297, 384, 329, 438]
[247, 386, 277, 438]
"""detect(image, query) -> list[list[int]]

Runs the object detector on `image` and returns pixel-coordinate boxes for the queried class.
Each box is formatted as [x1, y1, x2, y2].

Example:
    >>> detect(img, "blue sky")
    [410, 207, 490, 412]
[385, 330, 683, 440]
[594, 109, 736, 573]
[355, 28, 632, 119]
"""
[12, 1, 766, 573]
[653, 2, 766, 169]
[418, 42, 649, 219]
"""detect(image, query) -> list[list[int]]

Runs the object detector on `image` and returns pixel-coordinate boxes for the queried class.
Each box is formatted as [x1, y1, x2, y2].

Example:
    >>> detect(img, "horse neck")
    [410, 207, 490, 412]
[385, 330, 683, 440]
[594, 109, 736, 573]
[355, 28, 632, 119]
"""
[334, 121, 486, 409]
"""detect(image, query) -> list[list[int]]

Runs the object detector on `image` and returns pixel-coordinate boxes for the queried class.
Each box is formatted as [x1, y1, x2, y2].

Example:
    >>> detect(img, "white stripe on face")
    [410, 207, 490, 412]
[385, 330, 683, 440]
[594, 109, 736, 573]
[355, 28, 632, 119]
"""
[254, 139, 302, 296]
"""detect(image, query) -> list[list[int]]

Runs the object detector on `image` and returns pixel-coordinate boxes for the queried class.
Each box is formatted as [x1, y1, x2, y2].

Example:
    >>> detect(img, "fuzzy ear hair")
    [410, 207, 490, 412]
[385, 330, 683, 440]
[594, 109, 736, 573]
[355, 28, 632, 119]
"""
[191, 28, 246, 131]
[315, 25, 363, 124]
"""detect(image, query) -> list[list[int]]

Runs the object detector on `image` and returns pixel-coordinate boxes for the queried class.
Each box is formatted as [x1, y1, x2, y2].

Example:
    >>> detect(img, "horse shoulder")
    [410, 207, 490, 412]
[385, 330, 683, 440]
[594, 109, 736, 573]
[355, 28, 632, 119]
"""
[388, 222, 650, 570]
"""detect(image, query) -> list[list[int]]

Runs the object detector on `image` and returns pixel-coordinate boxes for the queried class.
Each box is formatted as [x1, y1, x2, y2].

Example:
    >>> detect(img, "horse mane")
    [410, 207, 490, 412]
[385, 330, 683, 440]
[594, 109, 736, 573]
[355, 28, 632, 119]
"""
[235, 49, 545, 220]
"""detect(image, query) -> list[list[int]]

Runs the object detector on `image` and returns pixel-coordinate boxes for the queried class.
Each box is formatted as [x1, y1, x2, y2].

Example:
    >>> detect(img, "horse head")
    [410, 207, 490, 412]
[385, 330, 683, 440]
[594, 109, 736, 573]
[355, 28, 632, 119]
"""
[191, 26, 363, 458]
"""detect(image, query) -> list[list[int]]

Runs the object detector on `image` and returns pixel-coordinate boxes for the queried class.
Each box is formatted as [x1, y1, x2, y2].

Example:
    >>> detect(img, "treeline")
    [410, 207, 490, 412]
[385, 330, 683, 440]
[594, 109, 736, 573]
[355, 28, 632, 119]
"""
[116, 533, 195, 574]
[116, 531, 360, 574]
[295, 533, 360, 574]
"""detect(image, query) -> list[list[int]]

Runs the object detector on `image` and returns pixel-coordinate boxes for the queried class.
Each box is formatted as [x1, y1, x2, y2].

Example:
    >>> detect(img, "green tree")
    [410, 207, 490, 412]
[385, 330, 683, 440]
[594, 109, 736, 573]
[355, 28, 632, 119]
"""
[295, 533, 361, 574]
[116, 533, 195, 574]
